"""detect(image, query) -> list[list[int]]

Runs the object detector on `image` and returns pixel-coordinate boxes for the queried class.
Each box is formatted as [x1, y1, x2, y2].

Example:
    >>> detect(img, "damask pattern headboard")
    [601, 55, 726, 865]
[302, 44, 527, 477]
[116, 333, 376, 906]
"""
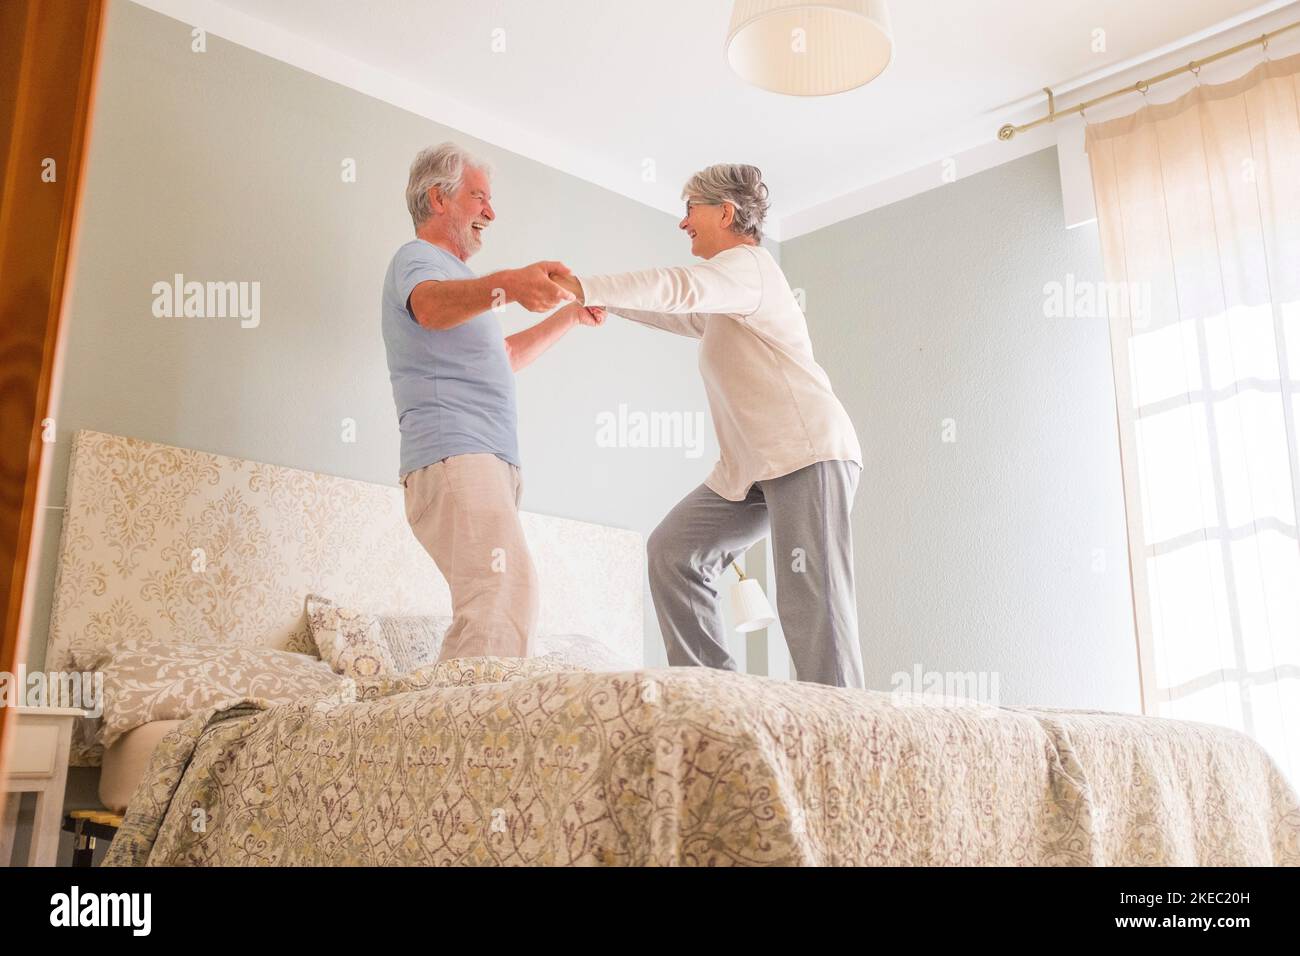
[46, 430, 644, 765]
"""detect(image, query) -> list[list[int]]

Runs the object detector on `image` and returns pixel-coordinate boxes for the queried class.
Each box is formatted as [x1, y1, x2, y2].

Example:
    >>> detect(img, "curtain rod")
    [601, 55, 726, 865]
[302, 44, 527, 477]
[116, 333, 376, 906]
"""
[997, 19, 1300, 140]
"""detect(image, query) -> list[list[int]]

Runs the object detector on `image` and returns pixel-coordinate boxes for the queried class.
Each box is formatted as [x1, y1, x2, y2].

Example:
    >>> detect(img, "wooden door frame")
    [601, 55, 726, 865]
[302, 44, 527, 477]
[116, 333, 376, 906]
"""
[0, 0, 106, 813]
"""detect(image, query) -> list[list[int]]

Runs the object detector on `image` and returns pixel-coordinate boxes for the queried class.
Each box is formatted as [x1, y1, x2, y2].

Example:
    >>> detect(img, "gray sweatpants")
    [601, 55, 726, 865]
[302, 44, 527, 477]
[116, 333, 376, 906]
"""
[647, 459, 864, 688]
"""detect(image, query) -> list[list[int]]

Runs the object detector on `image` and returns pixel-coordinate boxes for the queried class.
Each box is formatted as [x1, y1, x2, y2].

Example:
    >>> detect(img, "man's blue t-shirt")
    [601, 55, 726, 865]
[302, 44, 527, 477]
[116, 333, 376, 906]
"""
[381, 239, 519, 482]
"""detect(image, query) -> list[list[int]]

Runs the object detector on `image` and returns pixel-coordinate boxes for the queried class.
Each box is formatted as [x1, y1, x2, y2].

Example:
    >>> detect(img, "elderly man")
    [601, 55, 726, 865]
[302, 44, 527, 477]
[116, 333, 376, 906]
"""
[382, 141, 603, 662]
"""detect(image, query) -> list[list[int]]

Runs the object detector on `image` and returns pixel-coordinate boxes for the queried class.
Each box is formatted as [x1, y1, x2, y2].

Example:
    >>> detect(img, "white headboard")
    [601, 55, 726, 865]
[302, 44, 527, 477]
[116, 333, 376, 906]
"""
[46, 430, 644, 765]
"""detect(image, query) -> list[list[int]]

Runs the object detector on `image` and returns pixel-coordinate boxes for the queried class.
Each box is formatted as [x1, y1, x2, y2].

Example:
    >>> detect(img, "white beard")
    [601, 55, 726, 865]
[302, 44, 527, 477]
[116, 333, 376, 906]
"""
[449, 208, 482, 259]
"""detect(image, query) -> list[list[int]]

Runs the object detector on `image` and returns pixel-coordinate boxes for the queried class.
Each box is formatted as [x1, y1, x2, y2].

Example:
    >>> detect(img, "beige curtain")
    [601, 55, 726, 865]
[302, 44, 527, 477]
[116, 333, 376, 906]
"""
[1087, 53, 1300, 786]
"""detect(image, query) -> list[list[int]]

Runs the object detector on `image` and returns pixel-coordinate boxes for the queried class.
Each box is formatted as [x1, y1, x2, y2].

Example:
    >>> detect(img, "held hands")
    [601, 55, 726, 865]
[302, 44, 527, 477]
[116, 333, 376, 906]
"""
[551, 272, 600, 324]
[505, 261, 576, 312]
[558, 302, 605, 327]
[578, 305, 606, 326]
[548, 271, 584, 304]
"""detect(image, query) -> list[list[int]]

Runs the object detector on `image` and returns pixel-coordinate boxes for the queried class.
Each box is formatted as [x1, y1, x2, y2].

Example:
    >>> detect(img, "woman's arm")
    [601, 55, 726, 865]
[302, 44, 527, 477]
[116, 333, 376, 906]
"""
[611, 307, 707, 338]
[552, 246, 763, 316]
[549, 276, 709, 337]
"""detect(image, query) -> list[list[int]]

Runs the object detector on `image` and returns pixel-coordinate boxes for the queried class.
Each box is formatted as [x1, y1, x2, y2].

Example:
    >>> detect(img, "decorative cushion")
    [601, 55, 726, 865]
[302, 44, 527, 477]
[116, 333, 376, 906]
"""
[98, 639, 346, 750]
[305, 593, 451, 678]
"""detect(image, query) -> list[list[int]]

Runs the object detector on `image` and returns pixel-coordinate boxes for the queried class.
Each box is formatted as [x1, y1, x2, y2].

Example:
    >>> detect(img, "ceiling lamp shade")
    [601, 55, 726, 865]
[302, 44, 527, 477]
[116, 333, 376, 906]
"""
[725, 0, 893, 96]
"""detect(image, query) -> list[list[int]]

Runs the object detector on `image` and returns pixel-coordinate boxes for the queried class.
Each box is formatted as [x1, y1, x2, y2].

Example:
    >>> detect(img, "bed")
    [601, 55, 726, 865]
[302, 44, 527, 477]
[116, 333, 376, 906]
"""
[45, 429, 1300, 866]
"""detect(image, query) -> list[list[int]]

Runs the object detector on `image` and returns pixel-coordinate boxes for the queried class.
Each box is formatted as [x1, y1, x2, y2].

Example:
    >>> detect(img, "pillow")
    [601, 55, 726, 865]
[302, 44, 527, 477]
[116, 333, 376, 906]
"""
[533, 633, 635, 672]
[97, 639, 347, 750]
[305, 593, 451, 678]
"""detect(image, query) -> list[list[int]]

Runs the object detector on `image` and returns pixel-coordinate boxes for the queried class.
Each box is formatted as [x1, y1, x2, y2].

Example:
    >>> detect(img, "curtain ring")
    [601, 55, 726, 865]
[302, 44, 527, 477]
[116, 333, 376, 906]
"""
[1262, 34, 1272, 62]
[1189, 62, 1202, 86]
[1136, 79, 1150, 97]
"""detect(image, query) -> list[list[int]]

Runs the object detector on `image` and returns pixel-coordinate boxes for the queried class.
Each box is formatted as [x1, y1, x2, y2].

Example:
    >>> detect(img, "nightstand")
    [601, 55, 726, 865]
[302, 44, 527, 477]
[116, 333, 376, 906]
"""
[1, 706, 85, 866]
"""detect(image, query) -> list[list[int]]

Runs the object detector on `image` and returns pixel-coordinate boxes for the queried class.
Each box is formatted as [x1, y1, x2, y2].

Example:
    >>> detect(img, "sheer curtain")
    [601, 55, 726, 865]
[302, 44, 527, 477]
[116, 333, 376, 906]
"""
[1087, 52, 1300, 786]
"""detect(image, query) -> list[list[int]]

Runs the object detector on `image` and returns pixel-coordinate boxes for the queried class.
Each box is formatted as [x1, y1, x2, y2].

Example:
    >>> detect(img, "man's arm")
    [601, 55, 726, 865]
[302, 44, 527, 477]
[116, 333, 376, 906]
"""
[504, 303, 605, 372]
[407, 260, 576, 331]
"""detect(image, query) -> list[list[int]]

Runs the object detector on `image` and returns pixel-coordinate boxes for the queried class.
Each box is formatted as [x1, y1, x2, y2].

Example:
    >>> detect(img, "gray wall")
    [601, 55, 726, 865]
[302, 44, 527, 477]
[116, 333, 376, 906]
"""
[782, 147, 1140, 712]
[16, 0, 724, 861]
[27, 0, 722, 678]
[14, 0, 1141, 865]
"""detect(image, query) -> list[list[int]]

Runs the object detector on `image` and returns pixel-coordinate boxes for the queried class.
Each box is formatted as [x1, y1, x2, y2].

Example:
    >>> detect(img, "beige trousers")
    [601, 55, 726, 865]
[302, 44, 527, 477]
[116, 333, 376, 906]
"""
[402, 453, 539, 660]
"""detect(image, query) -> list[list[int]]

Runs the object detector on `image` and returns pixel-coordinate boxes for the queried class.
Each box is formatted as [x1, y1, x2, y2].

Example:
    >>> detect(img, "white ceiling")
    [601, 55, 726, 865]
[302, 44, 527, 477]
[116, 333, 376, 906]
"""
[140, 0, 1297, 238]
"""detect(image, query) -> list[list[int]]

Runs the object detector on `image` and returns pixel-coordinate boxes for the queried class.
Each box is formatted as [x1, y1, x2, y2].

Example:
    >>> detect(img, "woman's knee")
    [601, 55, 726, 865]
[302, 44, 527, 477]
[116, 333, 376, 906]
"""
[646, 524, 673, 576]
[649, 518, 697, 582]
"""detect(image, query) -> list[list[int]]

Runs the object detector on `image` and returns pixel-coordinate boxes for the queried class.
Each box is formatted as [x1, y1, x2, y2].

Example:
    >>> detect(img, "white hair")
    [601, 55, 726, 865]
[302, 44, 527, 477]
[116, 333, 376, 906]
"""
[405, 142, 492, 230]
[681, 164, 770, 241]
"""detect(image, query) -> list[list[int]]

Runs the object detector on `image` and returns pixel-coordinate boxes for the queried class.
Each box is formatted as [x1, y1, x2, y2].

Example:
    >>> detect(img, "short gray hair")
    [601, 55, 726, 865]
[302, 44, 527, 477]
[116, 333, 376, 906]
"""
[681, 164, 770, 241]
[405, 142, 491, 230]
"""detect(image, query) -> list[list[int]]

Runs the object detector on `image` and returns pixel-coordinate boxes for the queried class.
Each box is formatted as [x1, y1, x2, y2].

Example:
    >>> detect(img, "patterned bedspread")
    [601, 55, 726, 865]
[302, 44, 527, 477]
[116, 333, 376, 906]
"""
[103, 657, 1300, 866]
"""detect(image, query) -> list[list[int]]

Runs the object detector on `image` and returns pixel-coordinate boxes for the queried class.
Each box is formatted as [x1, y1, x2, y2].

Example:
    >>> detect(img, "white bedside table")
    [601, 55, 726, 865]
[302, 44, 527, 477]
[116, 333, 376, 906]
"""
[1, 706, 85, 867]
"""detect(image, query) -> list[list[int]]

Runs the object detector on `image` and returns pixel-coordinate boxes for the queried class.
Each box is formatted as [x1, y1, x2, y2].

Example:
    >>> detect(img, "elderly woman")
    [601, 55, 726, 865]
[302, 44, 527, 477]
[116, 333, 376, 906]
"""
[552, 164, 864, 687]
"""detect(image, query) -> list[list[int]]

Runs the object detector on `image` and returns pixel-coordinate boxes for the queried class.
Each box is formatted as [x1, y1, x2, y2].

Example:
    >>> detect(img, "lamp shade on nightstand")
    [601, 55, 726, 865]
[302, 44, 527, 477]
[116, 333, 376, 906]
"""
[731, 576, 777, 633]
